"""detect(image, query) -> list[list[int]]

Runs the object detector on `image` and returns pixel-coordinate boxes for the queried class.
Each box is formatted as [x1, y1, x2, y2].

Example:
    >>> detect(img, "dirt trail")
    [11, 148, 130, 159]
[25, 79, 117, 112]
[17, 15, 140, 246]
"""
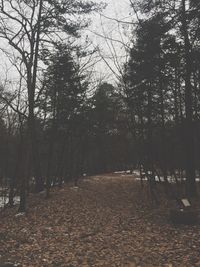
[0, 174, 200, 267]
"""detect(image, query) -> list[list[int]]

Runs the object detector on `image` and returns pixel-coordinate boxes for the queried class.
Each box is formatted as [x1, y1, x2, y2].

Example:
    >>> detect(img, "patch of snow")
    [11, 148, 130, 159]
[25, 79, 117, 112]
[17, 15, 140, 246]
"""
[0, 196, 20, 208]
[114, 170, 132, 174]
[70, 186, 79, 191]
[135, 177, 148, 181]
[15, 212, 25, 217]
[133, 171, 140, 175]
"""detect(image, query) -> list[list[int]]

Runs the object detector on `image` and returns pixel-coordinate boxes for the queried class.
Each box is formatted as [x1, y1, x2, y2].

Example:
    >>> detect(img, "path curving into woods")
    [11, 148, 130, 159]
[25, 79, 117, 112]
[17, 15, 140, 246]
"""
[0, 174, 200, 267]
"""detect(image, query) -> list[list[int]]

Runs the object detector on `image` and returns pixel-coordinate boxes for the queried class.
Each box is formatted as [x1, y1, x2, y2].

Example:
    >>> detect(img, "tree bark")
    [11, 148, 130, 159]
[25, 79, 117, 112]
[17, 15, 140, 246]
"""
[27, 0, 44, 193]
[181, 0, 197, 196]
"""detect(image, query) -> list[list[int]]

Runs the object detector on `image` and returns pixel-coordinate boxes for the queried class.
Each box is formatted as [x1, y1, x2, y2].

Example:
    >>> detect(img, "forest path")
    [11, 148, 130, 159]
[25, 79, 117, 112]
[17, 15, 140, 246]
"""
[0, 174, 200, 267]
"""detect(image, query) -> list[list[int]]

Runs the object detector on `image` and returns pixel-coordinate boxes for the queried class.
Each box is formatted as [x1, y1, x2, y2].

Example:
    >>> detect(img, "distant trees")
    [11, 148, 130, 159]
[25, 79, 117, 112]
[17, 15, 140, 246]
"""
[40, 44, 89, 195]
[89, 82, 132, 173]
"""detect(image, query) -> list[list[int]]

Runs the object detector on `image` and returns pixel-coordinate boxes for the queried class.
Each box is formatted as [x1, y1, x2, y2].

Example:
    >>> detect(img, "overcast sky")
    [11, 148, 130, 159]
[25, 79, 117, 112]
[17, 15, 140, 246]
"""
[0, 0, 133, 87]
[85, 0, 133, 84]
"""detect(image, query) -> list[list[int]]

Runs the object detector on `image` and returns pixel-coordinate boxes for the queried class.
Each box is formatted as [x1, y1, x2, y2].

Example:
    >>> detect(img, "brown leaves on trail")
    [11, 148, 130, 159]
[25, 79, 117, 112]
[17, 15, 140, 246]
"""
[0, 174, 200, 266]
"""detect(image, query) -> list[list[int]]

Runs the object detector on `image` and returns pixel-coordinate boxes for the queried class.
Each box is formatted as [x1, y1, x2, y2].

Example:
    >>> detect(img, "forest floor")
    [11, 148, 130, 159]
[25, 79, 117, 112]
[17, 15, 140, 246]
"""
[1, 173, 200, 267]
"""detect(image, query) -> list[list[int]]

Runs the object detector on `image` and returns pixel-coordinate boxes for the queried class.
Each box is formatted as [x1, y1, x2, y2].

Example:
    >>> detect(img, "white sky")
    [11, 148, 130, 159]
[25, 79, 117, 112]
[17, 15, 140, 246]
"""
[0, 0, 134, 87]
[84, 0, 134, 84]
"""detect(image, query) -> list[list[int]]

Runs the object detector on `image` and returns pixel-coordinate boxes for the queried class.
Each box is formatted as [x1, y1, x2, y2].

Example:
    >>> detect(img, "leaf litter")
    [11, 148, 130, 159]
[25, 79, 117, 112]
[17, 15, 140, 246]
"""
[0, 174, 200, 267]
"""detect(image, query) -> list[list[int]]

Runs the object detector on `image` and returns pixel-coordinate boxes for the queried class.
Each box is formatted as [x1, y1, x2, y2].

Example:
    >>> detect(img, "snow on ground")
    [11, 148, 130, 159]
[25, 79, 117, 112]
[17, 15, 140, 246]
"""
[0, 196, 20, 208]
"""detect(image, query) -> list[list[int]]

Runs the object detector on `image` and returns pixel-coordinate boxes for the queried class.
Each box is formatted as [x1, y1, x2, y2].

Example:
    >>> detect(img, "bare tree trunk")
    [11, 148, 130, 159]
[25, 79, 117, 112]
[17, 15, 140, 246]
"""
[18, 128, 29, 212]
[159, 57, 168, 186]
[27, 0, 44, 193]
[18, 177, 26, 213]
[147, 82, 153, 172]
[46, 90, 57, 198]
[174, 66, 180, 124]
[8, 179, 14, 207]
[28, 110, 43, 192]
[181, 0, 197, 197]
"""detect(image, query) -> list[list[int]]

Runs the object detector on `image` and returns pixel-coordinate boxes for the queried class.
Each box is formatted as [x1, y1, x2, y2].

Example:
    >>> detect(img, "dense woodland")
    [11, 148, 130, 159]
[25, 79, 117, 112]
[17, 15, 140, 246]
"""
[0, 0, 200, 212]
